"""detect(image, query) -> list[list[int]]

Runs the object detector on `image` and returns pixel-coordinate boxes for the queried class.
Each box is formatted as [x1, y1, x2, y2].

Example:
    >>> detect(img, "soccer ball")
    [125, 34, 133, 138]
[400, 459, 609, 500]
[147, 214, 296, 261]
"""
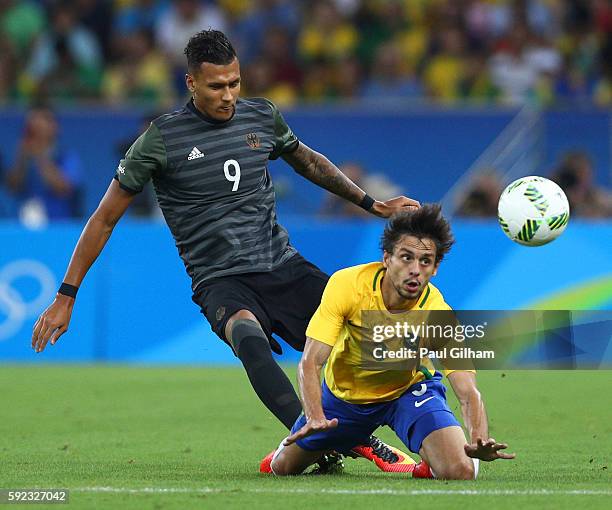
[498, 176, 570, 246]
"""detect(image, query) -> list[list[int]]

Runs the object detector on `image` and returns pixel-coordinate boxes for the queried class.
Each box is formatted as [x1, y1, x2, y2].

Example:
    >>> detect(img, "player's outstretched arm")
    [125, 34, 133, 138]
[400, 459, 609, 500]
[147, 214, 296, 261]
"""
[447, 371, 515, 461]
[32, 180, 135, 353]
[283, 338, 337, 445]
[282, 142, 419, 217]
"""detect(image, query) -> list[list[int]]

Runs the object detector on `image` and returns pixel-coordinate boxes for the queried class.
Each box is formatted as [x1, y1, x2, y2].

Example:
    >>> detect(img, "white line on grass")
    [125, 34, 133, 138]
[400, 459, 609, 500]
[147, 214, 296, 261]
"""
[73, 487, 612, 497]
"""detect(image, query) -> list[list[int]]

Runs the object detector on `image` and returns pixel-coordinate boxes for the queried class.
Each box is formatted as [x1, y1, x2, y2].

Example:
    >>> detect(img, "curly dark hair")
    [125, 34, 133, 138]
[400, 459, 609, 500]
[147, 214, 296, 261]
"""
[184, 30, 236, 73]
[381, 204, 455, 263]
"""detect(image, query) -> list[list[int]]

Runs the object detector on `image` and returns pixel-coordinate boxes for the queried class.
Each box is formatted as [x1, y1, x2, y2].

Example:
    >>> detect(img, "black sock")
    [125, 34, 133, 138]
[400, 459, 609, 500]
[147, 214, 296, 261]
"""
[231, 320, 302, 430]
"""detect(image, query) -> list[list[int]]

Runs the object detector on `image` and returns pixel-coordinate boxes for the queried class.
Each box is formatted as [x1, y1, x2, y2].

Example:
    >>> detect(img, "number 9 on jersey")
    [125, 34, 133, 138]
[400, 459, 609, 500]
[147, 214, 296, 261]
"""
[224, 159, 241, 191]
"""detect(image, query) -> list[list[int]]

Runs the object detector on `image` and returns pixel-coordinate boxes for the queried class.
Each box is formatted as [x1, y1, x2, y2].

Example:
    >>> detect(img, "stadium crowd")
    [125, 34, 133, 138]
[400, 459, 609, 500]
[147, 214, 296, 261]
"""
[1, 0, 611, 221]
[1, 0, 612, 108]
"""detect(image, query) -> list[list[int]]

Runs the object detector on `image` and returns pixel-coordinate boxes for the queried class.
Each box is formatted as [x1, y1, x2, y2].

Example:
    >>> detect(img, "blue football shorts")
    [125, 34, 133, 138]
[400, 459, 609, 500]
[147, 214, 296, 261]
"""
[291, 373, 460, 454]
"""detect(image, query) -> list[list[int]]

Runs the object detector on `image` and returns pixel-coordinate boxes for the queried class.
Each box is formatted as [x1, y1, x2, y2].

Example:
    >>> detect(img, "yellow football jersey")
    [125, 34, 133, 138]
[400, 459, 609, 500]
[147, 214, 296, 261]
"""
[306, 262, 457, 404]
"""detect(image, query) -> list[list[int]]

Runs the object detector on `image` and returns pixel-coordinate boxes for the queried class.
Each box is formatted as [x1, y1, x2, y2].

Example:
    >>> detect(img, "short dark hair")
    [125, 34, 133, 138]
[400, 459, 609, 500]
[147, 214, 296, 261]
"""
[381, 204, 454, 263]
[184, 30, 236, 73]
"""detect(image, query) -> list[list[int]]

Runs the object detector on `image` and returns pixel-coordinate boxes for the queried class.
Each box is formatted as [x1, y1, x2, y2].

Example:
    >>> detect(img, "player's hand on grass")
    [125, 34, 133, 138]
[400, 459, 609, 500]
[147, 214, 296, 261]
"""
[282, 417, 339, 446]
[464, 438, 516, 461]
[372, 196, 420, 218]
[32, 295, 75, 353]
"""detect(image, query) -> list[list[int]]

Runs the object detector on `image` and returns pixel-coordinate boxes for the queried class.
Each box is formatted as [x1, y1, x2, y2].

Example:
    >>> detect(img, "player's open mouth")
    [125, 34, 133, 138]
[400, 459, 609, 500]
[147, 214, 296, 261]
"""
[405, 281, 420, 291]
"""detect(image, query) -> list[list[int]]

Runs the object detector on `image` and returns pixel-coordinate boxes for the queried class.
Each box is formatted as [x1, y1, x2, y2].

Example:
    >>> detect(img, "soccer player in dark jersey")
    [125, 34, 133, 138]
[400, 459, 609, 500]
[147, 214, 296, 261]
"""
[32, 30, 419, 471]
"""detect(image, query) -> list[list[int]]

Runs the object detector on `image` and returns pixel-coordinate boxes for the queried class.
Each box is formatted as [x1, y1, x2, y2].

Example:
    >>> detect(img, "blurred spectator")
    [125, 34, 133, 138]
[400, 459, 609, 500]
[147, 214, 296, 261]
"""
[552, 151, 612, 218]
[114, 0, 168, 36]
[593, 34, 612, 106]
[242, 24, 301, 105]
[74, 0, 114, 60]
[155, 0, 227, 92]
[555, 57, 596, 105]
[594, 0, 612, 32]
[0, 37, 19, 103]
[300, 58, 331, 101]
[4, 107, 83, 222]
[320, 162, 370, 218]
[243, 57, 297, 107]
[260, 26, 302, 91]
[362, 171, 402, 203]
[298, 0, 358, 63]
[320, 162, 402, 218]
[0, 151, 19, 218]
[0, 0, 45, 103]
[463, 0, 559, 39]
[24, 2, 103, 102]
[489, 21, 561, 104]
[0, 0, 45, 59]
[326, 55, 363, 99]
[459, 51, 500, 102]
[232, 0, 299, 64]
[361, 42, 422, 101]
[217, 0, 251, 21]
[330, 0, 360, 18]
[353, 0, 408, 69]
[103, 29, 175, 108]
[456, 171, 504, 217]
[423, 26, 467, 102]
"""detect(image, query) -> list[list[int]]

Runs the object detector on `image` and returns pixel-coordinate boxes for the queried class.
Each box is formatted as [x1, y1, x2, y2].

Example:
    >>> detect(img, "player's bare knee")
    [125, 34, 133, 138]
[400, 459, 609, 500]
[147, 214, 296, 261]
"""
[459, 460, 476, 480]
[270, 455, 300, 476]
[229, 309, 259, 323]
[225, 310, 260, 343]
[440, 460, 475, 480]
[269, 456, 287, 476]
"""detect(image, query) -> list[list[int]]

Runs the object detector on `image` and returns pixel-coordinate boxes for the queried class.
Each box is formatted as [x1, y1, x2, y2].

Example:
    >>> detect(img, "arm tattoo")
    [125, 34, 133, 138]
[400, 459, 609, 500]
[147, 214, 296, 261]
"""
[282, 143, 366, 205]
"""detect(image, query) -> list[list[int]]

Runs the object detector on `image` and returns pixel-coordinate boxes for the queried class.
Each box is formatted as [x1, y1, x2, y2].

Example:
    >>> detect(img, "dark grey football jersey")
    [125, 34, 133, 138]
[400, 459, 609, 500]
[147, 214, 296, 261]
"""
[114, 98, 299, 290]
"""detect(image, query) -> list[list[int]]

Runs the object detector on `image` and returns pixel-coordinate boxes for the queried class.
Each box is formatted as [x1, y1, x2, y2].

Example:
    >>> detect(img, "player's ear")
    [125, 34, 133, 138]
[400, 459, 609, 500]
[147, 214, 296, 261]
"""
[382, 250, 391, 268]
[432, 261, 440, 276]
[186, 73, 195, 93]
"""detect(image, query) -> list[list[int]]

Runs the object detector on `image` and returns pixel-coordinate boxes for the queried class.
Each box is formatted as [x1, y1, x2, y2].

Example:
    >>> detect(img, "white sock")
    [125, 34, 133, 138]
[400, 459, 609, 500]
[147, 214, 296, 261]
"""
[270, 439, 288, 475]
[472, 458, 480, 479]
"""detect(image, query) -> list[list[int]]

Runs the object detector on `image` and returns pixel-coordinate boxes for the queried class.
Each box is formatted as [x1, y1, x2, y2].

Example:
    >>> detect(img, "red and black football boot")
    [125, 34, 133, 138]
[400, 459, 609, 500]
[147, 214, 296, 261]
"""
[351, 436, 417, 473]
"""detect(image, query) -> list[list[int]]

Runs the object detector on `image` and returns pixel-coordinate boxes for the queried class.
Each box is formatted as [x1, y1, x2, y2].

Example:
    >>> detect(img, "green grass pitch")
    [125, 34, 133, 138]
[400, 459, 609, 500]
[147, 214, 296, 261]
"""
[1, 366, 610, 509]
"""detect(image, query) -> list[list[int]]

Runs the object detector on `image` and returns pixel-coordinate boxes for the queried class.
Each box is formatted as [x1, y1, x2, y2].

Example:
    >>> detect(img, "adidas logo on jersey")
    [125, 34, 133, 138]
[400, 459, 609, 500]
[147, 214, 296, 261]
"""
[187, 147, 205, 160]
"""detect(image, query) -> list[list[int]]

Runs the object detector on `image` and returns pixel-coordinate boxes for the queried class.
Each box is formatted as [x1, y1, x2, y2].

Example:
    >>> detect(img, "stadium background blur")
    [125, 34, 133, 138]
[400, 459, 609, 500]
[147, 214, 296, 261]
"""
[0, 0, 610, 364]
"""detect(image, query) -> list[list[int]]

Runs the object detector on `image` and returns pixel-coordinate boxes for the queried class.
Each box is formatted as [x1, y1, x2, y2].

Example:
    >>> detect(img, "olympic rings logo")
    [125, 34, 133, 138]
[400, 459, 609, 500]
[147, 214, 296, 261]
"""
[0, 260, 57, 341]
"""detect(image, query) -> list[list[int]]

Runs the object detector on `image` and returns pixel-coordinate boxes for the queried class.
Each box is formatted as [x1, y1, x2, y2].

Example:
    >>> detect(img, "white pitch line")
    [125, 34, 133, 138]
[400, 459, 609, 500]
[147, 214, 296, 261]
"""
[73, 487, 612, 497]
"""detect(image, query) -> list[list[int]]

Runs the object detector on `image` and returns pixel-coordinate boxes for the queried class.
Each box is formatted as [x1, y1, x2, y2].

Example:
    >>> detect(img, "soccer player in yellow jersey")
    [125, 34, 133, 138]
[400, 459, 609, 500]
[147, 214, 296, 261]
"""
[263, 205, 515, 478]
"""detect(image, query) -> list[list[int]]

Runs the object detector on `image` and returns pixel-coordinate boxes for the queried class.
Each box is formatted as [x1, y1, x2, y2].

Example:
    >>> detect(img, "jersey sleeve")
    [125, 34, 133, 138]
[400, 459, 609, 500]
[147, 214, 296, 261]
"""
[306, 270, 354, 347]
[264, 99, 299, 160]
[114, 122, 166, 193]
[424, 289, 476, 376]
[437, 299, 476, 376]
